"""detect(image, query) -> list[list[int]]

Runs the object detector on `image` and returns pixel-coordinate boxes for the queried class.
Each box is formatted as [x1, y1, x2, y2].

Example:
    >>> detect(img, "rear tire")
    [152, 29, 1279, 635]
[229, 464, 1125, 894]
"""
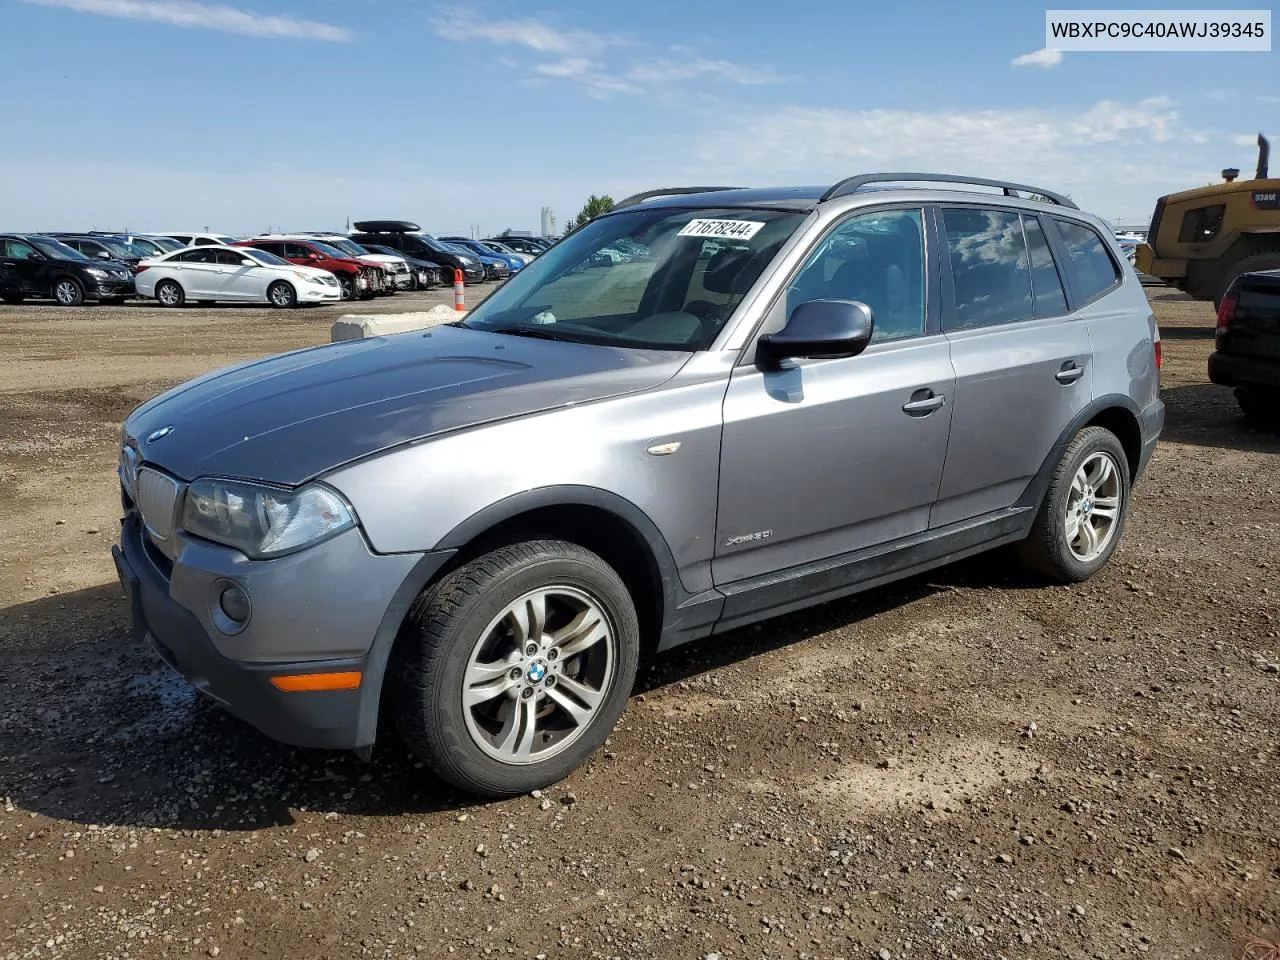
[1016, 426, 1131, 584]
[392, 539, 640, 798]
[1214, 248, 1280, 310]
[1236, 387, 1280, 425]
[53, 278, 85, 306]
[268, 280, 297, 309]
[156, 280, 185, 308]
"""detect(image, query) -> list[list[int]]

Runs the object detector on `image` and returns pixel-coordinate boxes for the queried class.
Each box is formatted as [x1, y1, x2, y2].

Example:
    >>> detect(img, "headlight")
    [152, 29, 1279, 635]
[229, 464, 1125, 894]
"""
[458, 257, 473, 265]
[86, 268, 109, 279]
[182, 478, 355, 559]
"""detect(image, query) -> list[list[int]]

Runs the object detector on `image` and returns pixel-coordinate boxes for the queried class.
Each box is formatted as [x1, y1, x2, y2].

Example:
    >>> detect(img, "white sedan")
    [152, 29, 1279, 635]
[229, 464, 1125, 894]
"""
[135, 245, 342, 308]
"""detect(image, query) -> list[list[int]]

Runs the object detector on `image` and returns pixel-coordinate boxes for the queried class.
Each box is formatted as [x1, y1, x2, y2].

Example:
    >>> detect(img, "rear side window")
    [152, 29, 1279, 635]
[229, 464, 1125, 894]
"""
[942, 208, 1033, 330]
[1024, 217, 1068, 317]
[176, 249, 215, 263]
[1053, 219, 1122, 303]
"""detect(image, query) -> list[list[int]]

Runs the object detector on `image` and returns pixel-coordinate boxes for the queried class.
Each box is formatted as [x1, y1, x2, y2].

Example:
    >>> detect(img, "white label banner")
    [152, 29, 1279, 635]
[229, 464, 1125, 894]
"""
[1045, 9, 1271, 50]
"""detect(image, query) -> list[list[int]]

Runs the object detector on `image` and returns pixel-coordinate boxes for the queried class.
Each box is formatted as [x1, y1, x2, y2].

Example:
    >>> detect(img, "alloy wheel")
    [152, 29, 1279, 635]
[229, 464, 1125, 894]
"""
[1064, 451, 1122, 562]
[461, 586, 616, 765]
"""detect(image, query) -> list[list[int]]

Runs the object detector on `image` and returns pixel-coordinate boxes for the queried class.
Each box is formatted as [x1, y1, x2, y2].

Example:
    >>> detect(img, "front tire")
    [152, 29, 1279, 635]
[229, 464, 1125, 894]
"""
[53, 278, 85, 306]
[1016, 426, 1131, 583]
[268, 280, 297, 309]
[155, 279, 185, 308]
[392, 540, 640, 798]
[338, 274, 356, 301]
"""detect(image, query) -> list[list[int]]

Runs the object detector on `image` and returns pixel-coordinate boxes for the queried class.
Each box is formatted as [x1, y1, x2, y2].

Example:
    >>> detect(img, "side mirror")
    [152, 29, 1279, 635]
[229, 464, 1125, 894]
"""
[240, 258, 257, 267]
[308, 252, 323, 261]
[97, 250, 113, 259]
[757, 300, 874, 369]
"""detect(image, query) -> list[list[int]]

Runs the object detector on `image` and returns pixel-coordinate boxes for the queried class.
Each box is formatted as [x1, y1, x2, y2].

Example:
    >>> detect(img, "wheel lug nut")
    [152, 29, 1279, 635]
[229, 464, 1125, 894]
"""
[525, 643, 539, 656]
[509, 667, 522, 681]
[521, 687, 535, 700]
[545, 675, 556, 688]
[547, 648, 559, 662]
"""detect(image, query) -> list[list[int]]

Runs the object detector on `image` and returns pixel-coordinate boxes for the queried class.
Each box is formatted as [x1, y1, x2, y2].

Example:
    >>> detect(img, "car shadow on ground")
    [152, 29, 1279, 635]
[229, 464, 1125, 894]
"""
[0, 552, 1037, 832]
[1159, 382, 1280, 450]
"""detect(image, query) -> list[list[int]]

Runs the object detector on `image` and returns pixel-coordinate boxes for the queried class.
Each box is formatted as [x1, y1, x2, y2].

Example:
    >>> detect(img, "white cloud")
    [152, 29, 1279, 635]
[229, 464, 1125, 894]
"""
[19, 0, 350, 40]
[1011, 47, 1063, 68]
[1257, 95, 1280, 104]
[431, 14, 621, 55]
[628, 57, 784, 86]
[691, 97, 1227, 221]
[434, 14, 774, 97]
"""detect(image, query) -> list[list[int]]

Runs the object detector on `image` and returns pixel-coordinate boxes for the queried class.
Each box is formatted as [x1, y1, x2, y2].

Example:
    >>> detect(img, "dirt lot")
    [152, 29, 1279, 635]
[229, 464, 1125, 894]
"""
[0, 288, 1276, 960]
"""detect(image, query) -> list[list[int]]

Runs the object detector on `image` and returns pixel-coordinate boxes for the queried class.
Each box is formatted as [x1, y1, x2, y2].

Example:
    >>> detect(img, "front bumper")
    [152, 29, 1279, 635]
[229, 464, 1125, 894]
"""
[88, 278, 136, 298]
[113, 510, 428, 750]
[1209, 351, 1280, 391]
[301, 284, 342, 302]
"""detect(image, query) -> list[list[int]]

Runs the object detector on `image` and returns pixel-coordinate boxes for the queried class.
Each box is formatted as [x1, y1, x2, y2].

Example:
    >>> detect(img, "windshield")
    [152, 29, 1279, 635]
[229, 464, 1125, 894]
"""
[309, 240, 355, 259]
[99, 238, 144, 258]
[461, 207, 803, 351]
[243, 248, 290, 267]
[325, 238, 368, 257]
[212, 235, 239, 244]
[32, 237, 90, 260]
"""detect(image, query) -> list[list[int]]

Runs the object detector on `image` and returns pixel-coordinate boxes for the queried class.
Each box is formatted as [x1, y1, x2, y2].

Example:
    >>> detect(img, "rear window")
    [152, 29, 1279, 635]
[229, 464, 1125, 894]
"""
[1053, 219, 1122, 304]
[1176, 204, 1225, 244]
[941, 208, 1033, 330]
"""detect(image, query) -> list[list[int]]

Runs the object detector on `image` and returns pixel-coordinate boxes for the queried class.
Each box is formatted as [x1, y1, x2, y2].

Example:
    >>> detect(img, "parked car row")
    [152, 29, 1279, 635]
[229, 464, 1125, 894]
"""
[0, 222, 557, 309]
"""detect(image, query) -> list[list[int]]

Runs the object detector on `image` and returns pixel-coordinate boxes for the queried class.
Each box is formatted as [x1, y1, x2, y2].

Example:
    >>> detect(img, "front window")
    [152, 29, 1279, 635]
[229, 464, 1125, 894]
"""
[1176, 204, 1225, 244]
[461, 207, 804, 351]
[99, 238, 144, 259]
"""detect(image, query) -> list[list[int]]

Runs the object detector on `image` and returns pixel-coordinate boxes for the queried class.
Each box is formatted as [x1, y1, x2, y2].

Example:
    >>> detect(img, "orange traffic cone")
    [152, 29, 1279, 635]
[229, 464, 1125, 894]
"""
[453, 269, 465, 311]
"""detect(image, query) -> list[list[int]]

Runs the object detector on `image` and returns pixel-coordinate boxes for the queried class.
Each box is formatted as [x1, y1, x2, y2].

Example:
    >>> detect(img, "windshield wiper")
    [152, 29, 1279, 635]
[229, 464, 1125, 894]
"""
[484, 325, 580, 343]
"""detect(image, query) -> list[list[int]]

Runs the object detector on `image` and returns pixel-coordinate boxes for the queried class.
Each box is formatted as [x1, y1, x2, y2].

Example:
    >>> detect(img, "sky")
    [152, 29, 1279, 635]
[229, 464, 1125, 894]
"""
[0, 0, 1274, 236]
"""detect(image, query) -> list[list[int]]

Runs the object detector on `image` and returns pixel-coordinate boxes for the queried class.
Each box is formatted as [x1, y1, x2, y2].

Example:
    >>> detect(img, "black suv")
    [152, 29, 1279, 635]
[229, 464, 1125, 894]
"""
[50, 234, 147, 271]
[0, 234, 136, 305]
[1209, 268, 1280, 423]
[350, 226, 484, 283]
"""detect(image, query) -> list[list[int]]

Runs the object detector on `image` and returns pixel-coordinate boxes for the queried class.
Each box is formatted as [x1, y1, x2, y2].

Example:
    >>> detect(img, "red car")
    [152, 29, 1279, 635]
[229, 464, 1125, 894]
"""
[235, 238, 386, 301]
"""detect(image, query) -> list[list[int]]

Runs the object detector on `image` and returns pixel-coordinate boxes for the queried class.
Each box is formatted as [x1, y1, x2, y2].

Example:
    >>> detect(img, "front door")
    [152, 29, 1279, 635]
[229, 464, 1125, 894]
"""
[931, 207, 1093, 526]
[213, 248, 267, 300]
[714, 207, 954, 586]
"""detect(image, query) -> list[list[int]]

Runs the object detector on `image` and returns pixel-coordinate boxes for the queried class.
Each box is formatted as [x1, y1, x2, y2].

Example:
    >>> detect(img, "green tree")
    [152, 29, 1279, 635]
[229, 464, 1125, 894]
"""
[564, 194, 615, 235]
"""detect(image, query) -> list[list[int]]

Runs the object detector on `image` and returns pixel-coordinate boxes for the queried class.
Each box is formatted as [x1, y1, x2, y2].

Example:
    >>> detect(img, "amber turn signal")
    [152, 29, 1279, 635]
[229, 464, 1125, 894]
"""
[270, 671, 362, 692]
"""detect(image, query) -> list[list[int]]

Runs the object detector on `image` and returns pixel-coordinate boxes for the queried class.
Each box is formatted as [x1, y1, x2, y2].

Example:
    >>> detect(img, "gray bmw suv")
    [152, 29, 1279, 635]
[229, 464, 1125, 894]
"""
[113, 174, 1164, 797]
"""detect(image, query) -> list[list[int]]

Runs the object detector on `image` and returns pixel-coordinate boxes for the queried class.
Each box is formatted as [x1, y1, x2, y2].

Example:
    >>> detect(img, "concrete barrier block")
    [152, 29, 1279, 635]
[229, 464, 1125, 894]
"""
[330, 305, 467, 342]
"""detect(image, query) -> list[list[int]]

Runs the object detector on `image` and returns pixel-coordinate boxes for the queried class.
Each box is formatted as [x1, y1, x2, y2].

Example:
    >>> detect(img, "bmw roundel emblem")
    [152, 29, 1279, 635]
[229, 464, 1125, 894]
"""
[526, 661, 547, 683]
[146, 425, 176, 444]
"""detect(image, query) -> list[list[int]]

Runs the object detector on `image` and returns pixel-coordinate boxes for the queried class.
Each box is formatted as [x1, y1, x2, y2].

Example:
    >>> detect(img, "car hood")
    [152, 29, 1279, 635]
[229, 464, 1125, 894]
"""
[124, 324, 689, 485]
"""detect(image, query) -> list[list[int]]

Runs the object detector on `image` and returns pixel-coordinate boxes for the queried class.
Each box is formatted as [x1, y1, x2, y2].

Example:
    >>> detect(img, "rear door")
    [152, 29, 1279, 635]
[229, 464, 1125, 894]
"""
[171, 248, 220, 297]
[1, 239, 50, 296]
[931, 206, 1092, 527]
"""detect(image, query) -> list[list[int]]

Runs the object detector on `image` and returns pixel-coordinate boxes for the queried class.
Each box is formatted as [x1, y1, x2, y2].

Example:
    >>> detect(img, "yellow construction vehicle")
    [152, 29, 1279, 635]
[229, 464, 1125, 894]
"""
[1136, 134, 1279, 307]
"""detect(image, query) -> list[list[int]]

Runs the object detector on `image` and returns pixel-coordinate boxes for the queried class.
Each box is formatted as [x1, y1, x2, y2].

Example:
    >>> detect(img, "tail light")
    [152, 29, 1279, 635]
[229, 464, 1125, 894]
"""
[1154, 338, 1162, 370]
[135, 264, 149, 273]
[1216, 291, 1238, 348]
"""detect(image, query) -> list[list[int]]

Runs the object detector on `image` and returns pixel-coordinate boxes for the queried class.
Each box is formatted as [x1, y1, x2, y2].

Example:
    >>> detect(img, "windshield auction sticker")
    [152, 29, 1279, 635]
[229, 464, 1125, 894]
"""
[677, 219, 766, 240]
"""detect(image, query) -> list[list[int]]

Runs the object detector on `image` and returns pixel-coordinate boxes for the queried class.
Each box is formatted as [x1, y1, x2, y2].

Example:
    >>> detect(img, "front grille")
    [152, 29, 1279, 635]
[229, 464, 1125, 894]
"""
[136, 467, 181, 543]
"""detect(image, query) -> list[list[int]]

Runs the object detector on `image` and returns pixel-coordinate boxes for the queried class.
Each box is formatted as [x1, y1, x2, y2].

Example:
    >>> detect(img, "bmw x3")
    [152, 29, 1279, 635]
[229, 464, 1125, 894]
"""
[113, 174, 1164, 797]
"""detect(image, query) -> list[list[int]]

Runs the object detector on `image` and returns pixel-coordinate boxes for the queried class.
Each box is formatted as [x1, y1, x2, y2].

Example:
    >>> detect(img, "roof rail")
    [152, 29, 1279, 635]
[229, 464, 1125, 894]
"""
[612, 186, 745, 211]
[819, 173, 1077, 209]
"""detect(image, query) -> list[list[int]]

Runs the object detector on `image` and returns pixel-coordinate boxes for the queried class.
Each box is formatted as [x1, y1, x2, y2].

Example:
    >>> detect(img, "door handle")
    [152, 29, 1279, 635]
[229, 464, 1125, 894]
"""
[903, 389, 945, 416]
[1056, 362, 1084, 384]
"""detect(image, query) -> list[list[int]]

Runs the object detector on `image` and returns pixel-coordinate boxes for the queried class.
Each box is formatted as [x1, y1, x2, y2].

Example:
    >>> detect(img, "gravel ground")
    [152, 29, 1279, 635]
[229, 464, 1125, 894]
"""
[0, 287, 1276, 960]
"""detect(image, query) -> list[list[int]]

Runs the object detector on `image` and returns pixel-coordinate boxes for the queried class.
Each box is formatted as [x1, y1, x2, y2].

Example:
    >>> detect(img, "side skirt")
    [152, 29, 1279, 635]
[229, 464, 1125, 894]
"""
[659, 507, 1034, 646]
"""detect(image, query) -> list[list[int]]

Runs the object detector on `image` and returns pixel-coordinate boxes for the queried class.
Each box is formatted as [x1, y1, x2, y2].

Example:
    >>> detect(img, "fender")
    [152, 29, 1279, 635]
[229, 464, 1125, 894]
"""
[1015, 393, 1143, 514]
[350, 486, 723, 752]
